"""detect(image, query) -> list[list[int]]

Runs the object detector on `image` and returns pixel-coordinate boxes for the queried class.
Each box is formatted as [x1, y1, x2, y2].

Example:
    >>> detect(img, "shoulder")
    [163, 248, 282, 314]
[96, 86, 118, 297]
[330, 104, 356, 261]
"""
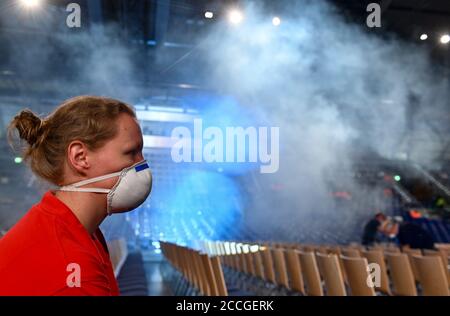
[370, 219, 381, 227]
[0, 204, 57, 265]
[364, 219, 379, 229]
[0, 203, 111, 295]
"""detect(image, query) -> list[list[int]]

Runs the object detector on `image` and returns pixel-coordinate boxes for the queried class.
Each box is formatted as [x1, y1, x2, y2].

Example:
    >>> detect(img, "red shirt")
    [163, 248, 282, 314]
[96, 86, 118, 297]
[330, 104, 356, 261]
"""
[0, 192, 120, 296]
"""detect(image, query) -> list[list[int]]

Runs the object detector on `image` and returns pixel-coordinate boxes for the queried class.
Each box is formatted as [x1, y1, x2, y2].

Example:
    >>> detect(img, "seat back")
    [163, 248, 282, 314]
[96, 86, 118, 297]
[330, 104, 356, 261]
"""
[298, 251, 324, 296]
[244, 252, 255, 276]
[385, 252, 417, 296]
[341, 247, 361, 258]
[341, 255, 376, 296]
[328, 246, 348, 283]
[423, 249, 450, 284]
[316, 253, 346, 296]
[252, 250, 265, 280]
[402, 248, 422, 282]
[413, 255, 450, 296]
[271, 248, 290, 289]
[285, 249, 305, 294]
[200, 254, 218, 296]
[362, 250, 391, 295]
[261, 247, 276, 284]
[210, 256, 229, 296]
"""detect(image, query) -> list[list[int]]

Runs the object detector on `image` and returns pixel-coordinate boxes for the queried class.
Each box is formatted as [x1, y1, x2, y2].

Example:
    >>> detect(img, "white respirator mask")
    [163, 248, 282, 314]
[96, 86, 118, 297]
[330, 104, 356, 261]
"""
[59, 160, 152, 215]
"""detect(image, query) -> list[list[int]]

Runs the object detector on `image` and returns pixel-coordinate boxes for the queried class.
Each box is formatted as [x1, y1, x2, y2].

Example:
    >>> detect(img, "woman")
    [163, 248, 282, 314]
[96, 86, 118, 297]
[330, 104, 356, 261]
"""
[0, 96, 152, 296]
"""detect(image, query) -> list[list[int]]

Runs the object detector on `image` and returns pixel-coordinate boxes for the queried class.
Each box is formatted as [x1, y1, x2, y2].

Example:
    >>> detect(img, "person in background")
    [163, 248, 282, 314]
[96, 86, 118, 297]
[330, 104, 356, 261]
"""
[361, 212, 396, 246]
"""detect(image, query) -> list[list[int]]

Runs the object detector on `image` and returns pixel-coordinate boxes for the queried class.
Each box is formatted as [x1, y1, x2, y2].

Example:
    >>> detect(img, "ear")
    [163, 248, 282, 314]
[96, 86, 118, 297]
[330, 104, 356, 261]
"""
[67, 140, 90, 174]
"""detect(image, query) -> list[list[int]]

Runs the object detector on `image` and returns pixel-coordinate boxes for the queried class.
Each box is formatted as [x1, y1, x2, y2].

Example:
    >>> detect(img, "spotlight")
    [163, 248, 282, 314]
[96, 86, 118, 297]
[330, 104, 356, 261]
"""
[14, 157, 23, 164]
[394, 175, 401, 182]
[204, 11, 214, 19]
[20, 0, 41, 8]
[228, 9, 244, 25]
[419, 34, 428, 41]
[440, 34, 450, 44]
[272, 17, 281, 26]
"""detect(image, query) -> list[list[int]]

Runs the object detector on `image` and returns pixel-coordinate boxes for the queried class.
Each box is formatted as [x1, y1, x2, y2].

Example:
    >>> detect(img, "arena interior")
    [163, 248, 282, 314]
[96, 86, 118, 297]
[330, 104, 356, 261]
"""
[0, 0, 449, 298]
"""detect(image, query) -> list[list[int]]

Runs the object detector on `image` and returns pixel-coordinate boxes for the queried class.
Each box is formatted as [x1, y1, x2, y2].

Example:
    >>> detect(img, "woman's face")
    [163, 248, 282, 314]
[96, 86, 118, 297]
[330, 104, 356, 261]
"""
[85, 113, 144, 190]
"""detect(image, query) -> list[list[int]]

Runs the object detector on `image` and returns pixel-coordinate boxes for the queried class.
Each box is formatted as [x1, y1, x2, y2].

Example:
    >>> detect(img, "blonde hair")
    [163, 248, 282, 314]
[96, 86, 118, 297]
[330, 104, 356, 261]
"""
[8, 96, 136, 185]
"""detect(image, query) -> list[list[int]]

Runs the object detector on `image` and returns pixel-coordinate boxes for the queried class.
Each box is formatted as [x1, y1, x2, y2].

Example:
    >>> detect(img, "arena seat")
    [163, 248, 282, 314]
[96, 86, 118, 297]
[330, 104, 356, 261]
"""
[423, 249, 450, 284]
[413, 255, 449, 296]
[316, 253, 347, 296]
[385, 252, 418, 296]
[161, 242, 233, 296]
[116, 252, 149, 296]
[162, 240, 450, 297]
[298, 251, 323, 296]
[402, 248, 422, 282]
[361, 249, 391, 295]
[271, 248, 290, 291]
[341, 247, 362, 258]
[341, 256, 376, 296]
[284, 249, 305, 295]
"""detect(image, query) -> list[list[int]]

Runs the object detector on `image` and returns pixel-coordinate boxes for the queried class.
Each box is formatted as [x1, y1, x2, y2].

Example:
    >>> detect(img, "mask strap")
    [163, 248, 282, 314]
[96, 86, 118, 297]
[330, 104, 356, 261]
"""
[58, 160, 148, 193]
[59, 187, 111, 194]
[59, 171, 122, 193]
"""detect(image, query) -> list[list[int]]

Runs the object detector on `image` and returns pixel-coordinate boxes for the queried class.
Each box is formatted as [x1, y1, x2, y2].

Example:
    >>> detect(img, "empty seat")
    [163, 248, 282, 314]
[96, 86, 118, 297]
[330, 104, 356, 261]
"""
[384, 245, 401, 253]
[362, 250, 391, 295]
[116, 252, 148, 296]
[317, 246, 331, 254]
[402, 248, 422, 282]
[385, 253, 417, 296]
[413, 255, 449, 296]
[298, 251, 324, 296]
[435, 243, 450, 250]
[210, 256, 229, 296]
[252, 250, 265, 280]
[370, 244, 400, 253]
[341, 256, 376, 296]
[260, 247, 276, 284]
[285, 249, 305, 294]
[244, 252, 255, 276]
[341, 247, 361, 258]
[328, 246, 348, 283]
[423, 249, 450, 284]
[271, 248, 290, 289]
[201, 254, 219, 296]
[316, 253, 346, 296]
[161, 242, 230, 296]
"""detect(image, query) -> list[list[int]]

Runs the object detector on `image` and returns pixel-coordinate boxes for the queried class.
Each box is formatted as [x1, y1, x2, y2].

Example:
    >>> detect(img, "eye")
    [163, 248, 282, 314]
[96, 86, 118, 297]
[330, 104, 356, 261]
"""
[124, 142, 143, 156]
[125, 149, 137, 156]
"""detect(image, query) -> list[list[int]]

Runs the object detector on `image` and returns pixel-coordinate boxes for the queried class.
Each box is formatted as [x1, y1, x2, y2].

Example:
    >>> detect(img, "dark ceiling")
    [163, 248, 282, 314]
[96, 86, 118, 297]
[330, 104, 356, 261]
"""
[0, 0, 449, 99]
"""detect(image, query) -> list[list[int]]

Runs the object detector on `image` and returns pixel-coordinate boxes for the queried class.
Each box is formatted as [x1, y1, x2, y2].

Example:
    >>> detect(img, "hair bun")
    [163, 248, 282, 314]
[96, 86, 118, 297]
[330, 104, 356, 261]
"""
[13, 110, 44, 147]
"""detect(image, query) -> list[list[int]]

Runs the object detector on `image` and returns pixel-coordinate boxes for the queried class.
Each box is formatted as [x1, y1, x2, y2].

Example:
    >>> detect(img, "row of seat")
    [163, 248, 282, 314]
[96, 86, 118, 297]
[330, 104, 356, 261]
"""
[203, 241, 450, 296]
[107, 239, 149, 295]
[116, 252, 149, 296]
[160, 242, 229, 296]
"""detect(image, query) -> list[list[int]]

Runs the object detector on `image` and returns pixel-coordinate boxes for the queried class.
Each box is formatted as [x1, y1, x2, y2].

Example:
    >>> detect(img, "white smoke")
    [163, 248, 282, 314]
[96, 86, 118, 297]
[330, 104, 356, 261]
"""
[194, 1, 448, 242]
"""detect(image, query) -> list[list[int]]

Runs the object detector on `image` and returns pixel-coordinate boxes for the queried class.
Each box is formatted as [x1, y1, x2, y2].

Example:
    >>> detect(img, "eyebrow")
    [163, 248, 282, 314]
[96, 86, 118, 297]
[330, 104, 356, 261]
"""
[124, 139, 143, 152]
